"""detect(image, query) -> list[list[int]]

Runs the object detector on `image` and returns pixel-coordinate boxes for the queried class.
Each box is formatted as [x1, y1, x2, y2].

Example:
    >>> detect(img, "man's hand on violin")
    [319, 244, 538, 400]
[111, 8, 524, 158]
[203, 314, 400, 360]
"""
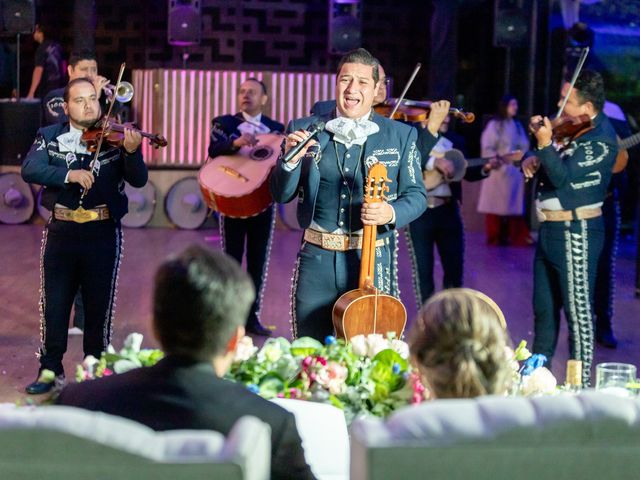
[426, 100, 450, 136]
[521, 156, 540, 179]
[123, 127, 142, 154]
[233, 133, 258, 149]
[284, 129, 318, 165]
[433, 155, 454, 179]
[68, 170, 95, 190]
[361, 201, 394, 226]
[529, 115, 553, 148]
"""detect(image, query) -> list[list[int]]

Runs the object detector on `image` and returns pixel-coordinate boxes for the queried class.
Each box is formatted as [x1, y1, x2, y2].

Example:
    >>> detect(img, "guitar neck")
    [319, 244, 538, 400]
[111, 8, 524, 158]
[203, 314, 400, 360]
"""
[619, 131, 640, 151]
[358, 224, 377, 289]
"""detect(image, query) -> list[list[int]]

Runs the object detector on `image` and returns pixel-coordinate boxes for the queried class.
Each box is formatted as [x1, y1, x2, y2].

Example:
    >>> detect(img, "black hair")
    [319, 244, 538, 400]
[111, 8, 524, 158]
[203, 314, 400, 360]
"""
[63, 77, 96, 103]
[153, 245, 255, 360]
[572, 69, 605, 112]
[244, 77, 267, 95]
[337, 48, 380, 84]
[69, 50, 97, 68]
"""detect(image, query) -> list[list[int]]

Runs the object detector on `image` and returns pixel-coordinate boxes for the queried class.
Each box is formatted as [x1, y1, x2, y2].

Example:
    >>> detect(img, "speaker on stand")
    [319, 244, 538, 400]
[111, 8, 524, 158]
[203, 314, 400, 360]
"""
[493, 0, 529, 94]
[1, 0, 36, 99]
[328, 0, 362, 55]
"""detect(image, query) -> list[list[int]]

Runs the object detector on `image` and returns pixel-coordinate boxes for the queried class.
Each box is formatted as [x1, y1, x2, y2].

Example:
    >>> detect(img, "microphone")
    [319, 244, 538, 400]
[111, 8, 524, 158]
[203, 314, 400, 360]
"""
[282, 122, 325, 163]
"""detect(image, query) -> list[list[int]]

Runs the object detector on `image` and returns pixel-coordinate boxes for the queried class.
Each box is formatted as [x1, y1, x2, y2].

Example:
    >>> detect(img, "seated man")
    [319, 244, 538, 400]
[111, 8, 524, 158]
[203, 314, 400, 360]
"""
[57, 245, 315, 480]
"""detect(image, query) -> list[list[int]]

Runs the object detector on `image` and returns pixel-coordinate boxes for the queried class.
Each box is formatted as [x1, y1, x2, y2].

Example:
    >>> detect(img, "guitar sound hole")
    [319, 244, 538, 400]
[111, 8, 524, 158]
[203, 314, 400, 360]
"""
[251, 146, 273, 161]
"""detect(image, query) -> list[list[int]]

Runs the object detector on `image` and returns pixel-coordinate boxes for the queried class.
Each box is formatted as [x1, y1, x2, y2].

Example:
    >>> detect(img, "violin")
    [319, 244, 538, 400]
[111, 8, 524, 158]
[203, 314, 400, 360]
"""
[81, 117, 168, 152]
[374, 98, 475, 124]
[548, 114, 593, 145]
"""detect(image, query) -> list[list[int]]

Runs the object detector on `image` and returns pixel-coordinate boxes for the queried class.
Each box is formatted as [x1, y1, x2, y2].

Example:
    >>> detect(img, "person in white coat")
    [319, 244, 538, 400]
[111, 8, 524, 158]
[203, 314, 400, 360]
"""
[477, 95, 532, 246]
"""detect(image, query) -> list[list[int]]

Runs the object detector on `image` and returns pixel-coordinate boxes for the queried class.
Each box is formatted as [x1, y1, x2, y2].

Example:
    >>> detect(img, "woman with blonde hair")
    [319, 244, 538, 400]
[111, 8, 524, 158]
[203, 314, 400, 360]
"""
[409, 288, 512, 399]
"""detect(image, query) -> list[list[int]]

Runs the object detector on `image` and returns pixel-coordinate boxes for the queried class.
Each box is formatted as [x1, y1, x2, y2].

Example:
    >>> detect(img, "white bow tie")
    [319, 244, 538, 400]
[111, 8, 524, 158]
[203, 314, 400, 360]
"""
[325, 117, 379, 147]
[238, 120, 270, 136]
[57, 130, 89, 154]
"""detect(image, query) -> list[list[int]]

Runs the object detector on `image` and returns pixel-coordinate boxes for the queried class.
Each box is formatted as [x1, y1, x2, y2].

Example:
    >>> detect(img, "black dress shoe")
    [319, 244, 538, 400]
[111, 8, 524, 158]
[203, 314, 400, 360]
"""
[596, 331, 618, 349]
[25, 373, 65, 395]
[246, 320, 272, 337]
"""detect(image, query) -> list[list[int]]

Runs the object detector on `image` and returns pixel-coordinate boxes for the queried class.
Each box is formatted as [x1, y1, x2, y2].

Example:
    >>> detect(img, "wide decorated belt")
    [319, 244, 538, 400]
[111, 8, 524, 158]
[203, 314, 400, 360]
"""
[537, 207, 601, 222]
[303, 229, 386, 251]
[53, 206, 110, 223]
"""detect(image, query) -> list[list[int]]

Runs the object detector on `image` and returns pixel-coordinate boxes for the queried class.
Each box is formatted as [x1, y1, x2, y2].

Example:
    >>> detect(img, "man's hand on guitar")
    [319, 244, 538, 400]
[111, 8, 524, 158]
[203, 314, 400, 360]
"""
[233, 133, 258, 149]
[284, 129, 318, 165]
[521, 156, 540, 179]
[482, 156, 502, 174]
[433, 155, 454, 179]
[361, 202, 394, 225]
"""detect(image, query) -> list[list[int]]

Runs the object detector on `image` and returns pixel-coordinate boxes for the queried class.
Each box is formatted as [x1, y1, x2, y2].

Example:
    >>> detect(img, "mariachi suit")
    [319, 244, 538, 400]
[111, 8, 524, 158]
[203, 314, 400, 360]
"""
[270, 111, 426, 340]
[21, 122, 147, 376]
[531, 113, 617, 385]
[208, 113, 285, 329]
[407, 130, 489, 307]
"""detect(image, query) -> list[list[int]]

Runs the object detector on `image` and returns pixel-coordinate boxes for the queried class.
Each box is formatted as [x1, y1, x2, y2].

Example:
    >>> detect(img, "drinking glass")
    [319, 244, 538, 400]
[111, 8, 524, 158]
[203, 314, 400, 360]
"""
[595, 362, 637, 397]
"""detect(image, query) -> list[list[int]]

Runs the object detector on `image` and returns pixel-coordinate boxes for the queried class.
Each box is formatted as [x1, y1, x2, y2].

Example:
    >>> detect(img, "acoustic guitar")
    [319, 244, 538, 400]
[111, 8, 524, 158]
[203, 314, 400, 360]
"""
[332, 162, 407, 340]
[422, 149, 524, 190]
[198, 133, 284, 218]
[613, 131, 640, 174]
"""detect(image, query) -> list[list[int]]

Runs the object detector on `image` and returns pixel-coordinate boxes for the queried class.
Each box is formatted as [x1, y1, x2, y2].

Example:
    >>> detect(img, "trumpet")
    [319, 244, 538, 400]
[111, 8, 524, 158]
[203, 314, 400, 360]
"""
[103, 81, 134, 103]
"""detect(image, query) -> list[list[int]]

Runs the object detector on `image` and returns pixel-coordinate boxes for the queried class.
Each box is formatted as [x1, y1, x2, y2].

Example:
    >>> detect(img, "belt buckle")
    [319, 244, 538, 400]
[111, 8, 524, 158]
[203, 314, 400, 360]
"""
[70, 207, 99, 223]
[322, 233, 345, 251]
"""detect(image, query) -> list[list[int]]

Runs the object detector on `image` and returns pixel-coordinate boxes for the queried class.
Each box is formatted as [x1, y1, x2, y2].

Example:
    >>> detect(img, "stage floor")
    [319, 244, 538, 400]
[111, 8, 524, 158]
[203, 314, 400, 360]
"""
[0, 223, 638, 402]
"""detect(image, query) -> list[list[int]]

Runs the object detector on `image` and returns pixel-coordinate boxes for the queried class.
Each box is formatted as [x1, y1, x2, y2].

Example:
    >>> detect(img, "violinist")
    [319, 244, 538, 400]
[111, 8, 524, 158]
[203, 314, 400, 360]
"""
[21, 77, 147, 394]
[522, 69, 617, 386]
[407, 113, 499, 304]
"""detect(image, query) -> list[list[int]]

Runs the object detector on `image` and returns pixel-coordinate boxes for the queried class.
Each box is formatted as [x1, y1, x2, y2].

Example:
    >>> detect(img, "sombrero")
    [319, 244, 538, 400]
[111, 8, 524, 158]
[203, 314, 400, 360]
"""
[121, 181, 157, 228]
[164, 176, 208, 230]
[0, 173, 35, 224]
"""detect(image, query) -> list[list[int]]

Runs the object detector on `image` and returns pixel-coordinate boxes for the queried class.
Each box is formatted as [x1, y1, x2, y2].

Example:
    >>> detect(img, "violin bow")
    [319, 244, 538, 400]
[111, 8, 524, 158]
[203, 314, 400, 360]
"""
[81, 63, 127, 199]
[389, 63, 421, 118]
[556, 47, 589, 118]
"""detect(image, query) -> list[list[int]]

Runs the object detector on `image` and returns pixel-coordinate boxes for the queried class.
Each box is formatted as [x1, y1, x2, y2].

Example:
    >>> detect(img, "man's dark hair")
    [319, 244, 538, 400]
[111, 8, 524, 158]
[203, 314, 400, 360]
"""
[153, 245, 255, 360]
[245, 77, 267, 95]
[63, 77, 96, 103]
[69, 50, 97, 68]
[337, 48, 380, 84]
[572, 69, 605, 112]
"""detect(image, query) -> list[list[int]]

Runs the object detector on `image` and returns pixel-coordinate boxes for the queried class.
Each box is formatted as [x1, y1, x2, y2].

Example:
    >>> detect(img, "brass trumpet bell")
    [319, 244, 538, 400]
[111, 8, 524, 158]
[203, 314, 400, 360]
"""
[105, 81, 134, 103]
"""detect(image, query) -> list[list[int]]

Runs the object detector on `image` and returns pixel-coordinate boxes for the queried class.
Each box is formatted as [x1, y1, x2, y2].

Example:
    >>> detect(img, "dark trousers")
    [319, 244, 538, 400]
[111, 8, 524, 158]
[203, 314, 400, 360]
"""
[594, 195, 620, 335]
[407, 200, 464, 307]
[292, 237, 395, 341]
[532, 216, 604, 385]
[220, 206, 275, 325]
[39, 219, 122, 375]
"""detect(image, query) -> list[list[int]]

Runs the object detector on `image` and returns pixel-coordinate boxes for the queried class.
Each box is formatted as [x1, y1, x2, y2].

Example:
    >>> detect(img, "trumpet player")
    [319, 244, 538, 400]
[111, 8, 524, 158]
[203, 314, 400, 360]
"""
[43, 50, 115, 126]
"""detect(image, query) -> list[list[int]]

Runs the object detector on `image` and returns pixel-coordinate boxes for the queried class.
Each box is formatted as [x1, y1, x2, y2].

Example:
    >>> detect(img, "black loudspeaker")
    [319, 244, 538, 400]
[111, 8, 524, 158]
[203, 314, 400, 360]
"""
[167, 0, 201, 46]
[1, 0, 35, 35]
[0, 100, 40, 165]
[328, 0, 362, 55]
[493, 0, 529, 48]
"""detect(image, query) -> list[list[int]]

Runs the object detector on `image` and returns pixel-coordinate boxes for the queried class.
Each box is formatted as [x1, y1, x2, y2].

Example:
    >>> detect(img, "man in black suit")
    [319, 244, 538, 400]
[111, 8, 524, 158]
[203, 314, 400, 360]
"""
[57, 245, 315, 480]
[22, 78, 146, 394]
[208, 78, 285, 336]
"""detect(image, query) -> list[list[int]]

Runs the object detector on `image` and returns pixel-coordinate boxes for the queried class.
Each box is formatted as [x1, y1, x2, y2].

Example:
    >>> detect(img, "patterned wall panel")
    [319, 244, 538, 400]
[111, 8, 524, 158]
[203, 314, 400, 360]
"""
[132, 68, 336, 165]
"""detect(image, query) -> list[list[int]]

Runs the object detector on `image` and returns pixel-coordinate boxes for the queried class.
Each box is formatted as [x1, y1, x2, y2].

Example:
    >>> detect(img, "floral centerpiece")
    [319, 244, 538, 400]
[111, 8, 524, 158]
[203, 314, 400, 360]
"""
[227, 334, 418, 423]
[507, 340, 557, 396]
[75, 333, 165, 382]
